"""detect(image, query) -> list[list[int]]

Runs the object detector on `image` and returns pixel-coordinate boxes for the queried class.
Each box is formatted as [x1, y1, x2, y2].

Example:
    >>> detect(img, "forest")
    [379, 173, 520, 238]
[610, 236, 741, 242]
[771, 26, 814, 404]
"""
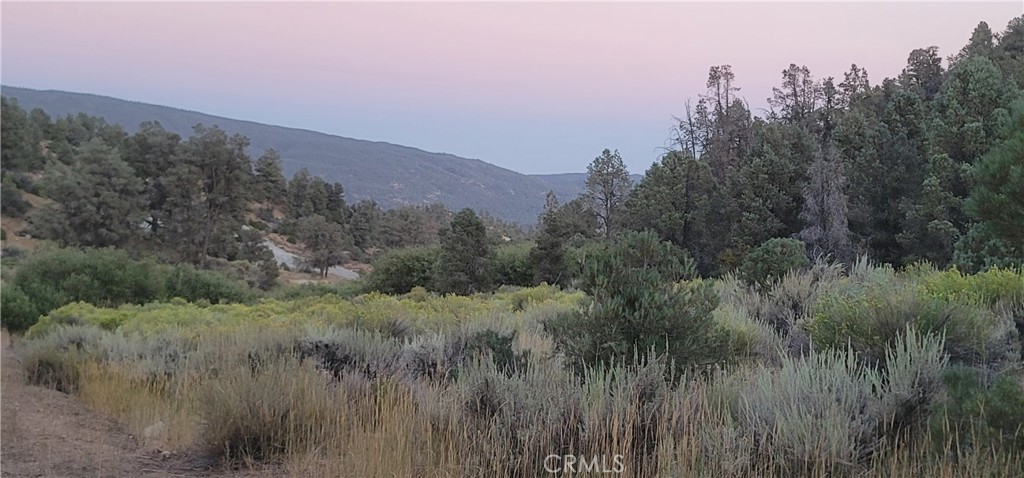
[0, 17, 1022, 478]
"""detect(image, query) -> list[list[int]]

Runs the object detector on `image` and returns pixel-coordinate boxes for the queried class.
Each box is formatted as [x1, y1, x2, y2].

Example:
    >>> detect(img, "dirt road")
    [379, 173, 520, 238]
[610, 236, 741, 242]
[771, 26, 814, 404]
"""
[0, 332, 274, 477]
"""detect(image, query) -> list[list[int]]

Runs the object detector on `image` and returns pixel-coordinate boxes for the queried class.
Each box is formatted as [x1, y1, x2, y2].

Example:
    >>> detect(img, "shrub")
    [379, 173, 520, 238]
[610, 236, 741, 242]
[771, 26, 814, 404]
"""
[19, 325, 109, 393]
[464, 328, 529, 375]
[164, 264, 256, 304]
[810, 284, 1017, 367]
[1, 248, 261, 332]
[726, 329, 945, 473]
[737, 238, 810, 288]
[712, 302, 785, 364]
[1, 174, 31, 218]
[572, 230, 698, 286]
[547, 231, 723, 372]
[367, 245, 439, 294]
[4, 248, 164, 332]
[296, 327, 402, 381]
[1, 246, 28, 260]
[199, 354, 336, 463]
[930, 367, 1024, 452]
[452, 357, 585, 475]
[1, 284, 41, 332]
[919, 267, 1023, 308]
[491, 242, 534, 287]
[269, 281, 365, 301]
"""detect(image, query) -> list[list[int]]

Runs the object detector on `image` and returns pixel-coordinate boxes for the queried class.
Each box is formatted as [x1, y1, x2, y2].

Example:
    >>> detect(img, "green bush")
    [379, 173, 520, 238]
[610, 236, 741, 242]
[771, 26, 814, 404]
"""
[491, 242, 534, 287]
[367, 245, 439, 294]
[164, 264, 257, 304]
[0, 284, 41, 332]
[269, 280, 365, 301]
[1, 174, 31, 218]
[546, 231, 723, 372]
[9, 248, 164, 317]
[810, 282, 1018, 368]
[1, 248, 260, 332]
[571, 230, 698, 286]
[920, 266, 1023, 308]
[930, 367, 1024, 452]
[738, 238, 810, 287]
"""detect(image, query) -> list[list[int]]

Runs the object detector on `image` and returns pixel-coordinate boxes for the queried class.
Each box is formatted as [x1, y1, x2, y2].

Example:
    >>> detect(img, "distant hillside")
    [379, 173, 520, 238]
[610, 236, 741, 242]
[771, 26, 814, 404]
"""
[2, 86, 599, 225]
[529, 172, 644, 205]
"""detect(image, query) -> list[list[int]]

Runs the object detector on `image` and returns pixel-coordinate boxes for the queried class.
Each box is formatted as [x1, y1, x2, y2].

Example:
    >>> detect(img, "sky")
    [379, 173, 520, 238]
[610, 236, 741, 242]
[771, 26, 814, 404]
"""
[1, 2, 1021, 175]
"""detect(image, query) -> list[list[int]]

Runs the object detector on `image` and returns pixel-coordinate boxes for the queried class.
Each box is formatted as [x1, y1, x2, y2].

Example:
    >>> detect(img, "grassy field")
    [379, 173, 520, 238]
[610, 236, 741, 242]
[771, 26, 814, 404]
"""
[14, 262, 1024, 477]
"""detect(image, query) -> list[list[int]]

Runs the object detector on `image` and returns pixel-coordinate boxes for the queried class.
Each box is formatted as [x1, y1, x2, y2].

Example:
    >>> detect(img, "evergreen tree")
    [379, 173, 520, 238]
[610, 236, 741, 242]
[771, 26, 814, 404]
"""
[296, 214, 347, 278]
[30, 138, 147, 248]
[897, 152, 970, 266]
[626, 151, 723, 275]
[958, 107, 1024, 268]
[529, 192, 598, 286]
[770, 64, 822, 125]
[323, 181, 348, 226]
[434, 208, 494, 295]
[0, 174, 30, 218]
[994, 16, 1024, 87]
[900, 46, 945, 101]
[159, 125, 253, 266]
[287, 168, 315, 219]
[1, 97, 46, 172]
[349, 199, 382, 251]
[584, 149, 632, 238]
[123, 121, 181, 234]
[544, 230, 721, 373]
[253, 148, 288, 203]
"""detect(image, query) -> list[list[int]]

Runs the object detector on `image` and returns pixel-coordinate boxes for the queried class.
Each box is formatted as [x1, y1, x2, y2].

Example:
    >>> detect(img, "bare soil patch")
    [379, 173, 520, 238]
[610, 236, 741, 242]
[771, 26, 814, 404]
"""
[0, 332, 279, 477]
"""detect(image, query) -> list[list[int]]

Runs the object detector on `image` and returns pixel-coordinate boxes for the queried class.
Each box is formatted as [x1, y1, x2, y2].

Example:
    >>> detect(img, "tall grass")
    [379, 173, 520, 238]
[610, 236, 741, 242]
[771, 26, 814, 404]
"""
[15, 275, 1024, 477]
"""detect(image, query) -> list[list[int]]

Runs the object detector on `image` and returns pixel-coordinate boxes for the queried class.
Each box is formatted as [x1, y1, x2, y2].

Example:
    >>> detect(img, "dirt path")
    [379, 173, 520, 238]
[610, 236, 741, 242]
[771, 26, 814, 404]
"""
[0, 332, 276, 477]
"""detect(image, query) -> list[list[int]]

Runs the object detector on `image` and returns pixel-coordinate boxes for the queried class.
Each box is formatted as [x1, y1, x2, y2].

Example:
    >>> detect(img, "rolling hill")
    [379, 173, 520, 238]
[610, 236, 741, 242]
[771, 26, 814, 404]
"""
[1, 86, 596, 224]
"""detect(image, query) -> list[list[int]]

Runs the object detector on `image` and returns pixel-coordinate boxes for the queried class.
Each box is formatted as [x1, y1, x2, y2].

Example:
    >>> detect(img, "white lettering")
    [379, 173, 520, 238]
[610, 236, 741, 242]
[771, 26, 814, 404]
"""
[612, 454, 625, 473]
[564, 454, 578, 472]
[543, 455, 561, 473]
[577, 455, 599, 472]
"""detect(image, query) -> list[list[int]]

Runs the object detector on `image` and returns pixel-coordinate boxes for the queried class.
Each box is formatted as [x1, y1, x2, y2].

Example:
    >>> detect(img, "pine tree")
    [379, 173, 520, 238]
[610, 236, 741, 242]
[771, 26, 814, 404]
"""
[297, 214, 347, 277]
[626, 151, 723, 275]
[434, 208, 494, 295]
[584, 149, 632, 238]
[528, 192, 598, 286]
[123, 121, 181, 234]
[159, 125, 253, 266]
[253, 149, 288, 203]
[30, 138, 147, 248]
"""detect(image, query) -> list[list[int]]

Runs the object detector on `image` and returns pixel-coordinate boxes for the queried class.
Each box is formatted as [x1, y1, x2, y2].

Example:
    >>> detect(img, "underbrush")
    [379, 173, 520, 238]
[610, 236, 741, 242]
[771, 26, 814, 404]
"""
[1, 247, 258, 332]
[16, 268, 1024, 477]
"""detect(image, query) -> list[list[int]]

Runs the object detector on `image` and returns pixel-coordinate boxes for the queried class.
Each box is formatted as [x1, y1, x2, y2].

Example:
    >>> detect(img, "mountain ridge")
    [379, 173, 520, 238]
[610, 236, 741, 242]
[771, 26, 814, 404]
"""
[1, 85, 595, 224]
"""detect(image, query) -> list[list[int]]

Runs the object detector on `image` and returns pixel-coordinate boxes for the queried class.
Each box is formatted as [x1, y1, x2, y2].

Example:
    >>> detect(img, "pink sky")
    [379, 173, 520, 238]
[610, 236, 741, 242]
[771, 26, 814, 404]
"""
[2, 2, 1022, 174]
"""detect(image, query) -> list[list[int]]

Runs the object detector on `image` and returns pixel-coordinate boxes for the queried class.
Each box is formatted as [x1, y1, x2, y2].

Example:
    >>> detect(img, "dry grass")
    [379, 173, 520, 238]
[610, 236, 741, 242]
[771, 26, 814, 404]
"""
[22, 336, 1024, 478]
[14, 263, 1024, 477]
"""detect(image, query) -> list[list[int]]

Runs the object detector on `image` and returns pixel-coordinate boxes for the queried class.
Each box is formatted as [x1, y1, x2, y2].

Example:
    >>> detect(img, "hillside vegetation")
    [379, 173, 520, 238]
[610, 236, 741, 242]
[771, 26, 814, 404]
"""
[14, 263, 1024, 476]
[0, 85, 588, 225]
[2, 15, 1023, 478]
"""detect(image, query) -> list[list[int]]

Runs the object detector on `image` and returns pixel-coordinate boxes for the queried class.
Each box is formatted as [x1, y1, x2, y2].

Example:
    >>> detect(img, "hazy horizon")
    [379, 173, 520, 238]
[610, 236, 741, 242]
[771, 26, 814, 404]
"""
[2, 2, 1021, 175]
